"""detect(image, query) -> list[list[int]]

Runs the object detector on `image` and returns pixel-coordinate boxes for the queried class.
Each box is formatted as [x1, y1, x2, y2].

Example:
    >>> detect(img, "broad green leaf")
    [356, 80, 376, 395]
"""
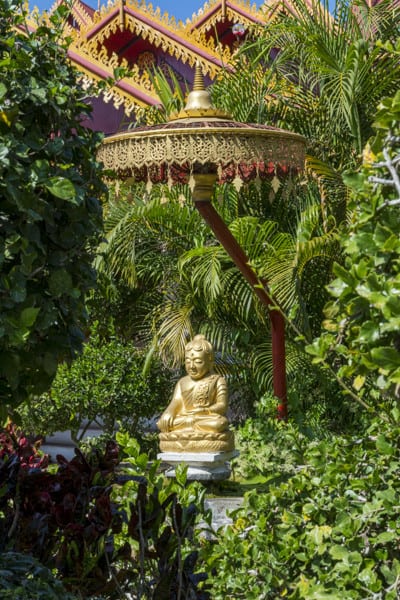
[352, 375, 365, 391]
[329, 545, 349, 560]
[332, 264, 357, 288]
[375, 531, 397, 543]
[45, 177, 77, 201]
[376, 435, 395, 456]
[48, 269, 73, 296]
[20, 307, 40, 327]
[342, 172, 365, 191]
[358, 322, 381, 344]
[371, 347, 400, 370]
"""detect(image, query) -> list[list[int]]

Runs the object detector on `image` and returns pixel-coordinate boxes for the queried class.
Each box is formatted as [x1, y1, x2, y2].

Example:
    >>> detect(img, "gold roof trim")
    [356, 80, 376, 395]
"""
[71, 4, 232, 80]
[36, 0, 95, 29]
[187, 0, 261, 27]
[262, 0, 331, 22]
[69, 46, 158, 114]
[88, 0, 188, 31]
[191, 6, 261, 35]
[71, 3, 95, 29]
[79, 69, 150, 116]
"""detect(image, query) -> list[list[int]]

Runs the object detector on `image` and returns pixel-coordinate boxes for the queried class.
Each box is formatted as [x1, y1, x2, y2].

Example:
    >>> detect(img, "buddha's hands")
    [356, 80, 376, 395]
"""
[157, 412, 174, 432]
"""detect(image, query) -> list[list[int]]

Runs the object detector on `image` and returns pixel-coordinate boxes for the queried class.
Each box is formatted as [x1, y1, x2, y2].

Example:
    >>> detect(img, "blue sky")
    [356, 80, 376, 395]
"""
[30, 0, 263, 23]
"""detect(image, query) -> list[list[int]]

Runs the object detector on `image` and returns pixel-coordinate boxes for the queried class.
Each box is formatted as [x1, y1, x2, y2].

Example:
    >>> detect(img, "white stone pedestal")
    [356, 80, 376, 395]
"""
[157, 450, 239, 481]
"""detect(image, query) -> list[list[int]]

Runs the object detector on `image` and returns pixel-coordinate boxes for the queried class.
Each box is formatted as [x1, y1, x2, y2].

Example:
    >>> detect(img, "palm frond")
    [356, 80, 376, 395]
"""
[222, 269, 261, 324]
[228, 217, 280, 261]
[147, 65, 188, 120]
[155, 300, 194, 369]
[251, 339, 311, 391]
[179, 246, 226, 304]
[238, 0, 399, 170]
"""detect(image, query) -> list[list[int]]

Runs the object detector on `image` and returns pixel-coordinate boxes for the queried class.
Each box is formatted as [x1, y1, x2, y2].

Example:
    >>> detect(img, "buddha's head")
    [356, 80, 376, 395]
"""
[184, 334, 214, 380]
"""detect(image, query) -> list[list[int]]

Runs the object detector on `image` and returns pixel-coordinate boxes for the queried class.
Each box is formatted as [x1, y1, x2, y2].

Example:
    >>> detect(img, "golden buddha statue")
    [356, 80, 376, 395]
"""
[157, 334, 234, 453]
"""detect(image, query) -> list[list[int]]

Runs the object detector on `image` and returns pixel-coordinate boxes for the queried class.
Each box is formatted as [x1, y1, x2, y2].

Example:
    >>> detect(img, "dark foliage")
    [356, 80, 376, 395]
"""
[0, 424, 210, 598]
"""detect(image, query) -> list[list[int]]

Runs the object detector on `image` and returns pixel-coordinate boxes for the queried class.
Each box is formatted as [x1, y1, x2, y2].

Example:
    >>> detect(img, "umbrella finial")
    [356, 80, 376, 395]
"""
[183, 63, 213, 112]
[169, 62, 231, 120]
[193, 61, 206, 91]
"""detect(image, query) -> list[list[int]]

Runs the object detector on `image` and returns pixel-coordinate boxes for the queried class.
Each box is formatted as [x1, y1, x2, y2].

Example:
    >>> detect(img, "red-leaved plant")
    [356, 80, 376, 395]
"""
[0, 423, 210, 599]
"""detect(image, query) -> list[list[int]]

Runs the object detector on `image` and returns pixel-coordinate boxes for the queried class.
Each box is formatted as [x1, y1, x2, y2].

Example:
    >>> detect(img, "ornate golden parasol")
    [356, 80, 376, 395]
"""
[98, 64, 306, 419]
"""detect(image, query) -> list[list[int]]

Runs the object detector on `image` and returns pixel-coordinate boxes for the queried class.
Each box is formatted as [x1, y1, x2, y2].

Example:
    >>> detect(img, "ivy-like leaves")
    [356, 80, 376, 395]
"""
[306, 87, 400, 403]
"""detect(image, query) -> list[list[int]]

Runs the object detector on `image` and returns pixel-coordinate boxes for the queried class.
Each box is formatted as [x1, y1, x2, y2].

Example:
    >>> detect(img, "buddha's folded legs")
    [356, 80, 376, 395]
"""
[172, 413, 229, 433]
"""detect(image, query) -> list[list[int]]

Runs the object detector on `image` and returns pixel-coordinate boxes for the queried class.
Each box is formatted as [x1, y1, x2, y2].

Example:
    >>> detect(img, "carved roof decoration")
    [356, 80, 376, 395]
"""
[26, 0, 268, 123]
[69, 46, 156, 116]
[187, 0, 264, 34]
[65, 0, 95, 28]
[262, 0, 331, 22]
[63, 0, 241, 116]
[76, 2, 230, 76]
[182, 0, 265, 54]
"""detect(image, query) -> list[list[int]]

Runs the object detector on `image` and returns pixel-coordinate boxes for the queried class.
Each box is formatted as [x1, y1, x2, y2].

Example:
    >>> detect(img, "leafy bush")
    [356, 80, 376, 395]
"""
[0, 551, 75, 599]
[232, 395, 312, 482]
[16, 323, 173, 447]
[111, 432, 211, 599]
[0, 427, 124, 597]
[208, 88, 400, 599]
[233, 379, 366, 485]
[307, 90, 400, 408]
[0, 0, 105, 411]
[204, 415, 400, 599]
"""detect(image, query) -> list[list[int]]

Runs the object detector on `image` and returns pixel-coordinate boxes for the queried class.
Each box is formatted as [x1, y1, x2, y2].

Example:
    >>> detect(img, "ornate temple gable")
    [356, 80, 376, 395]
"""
[70, 0, 95, 28]
[187, 0, 265, 50]
[65, 0, 236, 117]
[73, 0, 229, 79]
[68, 45, 157, 115]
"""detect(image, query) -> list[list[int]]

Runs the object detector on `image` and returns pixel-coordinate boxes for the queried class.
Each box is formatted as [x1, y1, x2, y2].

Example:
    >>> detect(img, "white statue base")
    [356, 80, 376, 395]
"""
[158, 450, 239, 481]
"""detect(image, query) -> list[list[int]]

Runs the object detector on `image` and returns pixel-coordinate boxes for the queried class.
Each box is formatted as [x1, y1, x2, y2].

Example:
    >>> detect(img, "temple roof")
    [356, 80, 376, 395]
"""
[27, 0, 267, 121]
[186, 0, 264, 48]
[62, 0, 265, 116]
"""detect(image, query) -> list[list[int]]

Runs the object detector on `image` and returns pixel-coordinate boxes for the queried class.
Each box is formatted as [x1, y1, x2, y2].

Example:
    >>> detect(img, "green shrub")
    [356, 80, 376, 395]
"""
[203, 415, 400, 599]
[0, 552, 75, 599]
[307, 90, 400, 408]
[0, 426, 210, 599]
[232, 394, 312, 482]
[16, 323, 173, 446]
[0, 0, 104, 412]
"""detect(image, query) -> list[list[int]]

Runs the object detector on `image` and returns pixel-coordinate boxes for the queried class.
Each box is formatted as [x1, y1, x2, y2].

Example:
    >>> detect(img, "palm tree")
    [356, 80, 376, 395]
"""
[96, 180, 339, 405]
[215, 0, 399, 169]
[212, 0, 399, 224]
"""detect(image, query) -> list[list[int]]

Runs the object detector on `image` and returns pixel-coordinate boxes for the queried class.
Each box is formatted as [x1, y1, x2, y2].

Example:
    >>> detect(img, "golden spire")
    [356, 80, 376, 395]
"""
[168, 62, 232, 121]
[184, 62, 213, 111]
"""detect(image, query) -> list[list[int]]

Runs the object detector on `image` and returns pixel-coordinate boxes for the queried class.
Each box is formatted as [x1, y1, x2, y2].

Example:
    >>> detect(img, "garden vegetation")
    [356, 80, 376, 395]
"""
[0, 0, 399, 597]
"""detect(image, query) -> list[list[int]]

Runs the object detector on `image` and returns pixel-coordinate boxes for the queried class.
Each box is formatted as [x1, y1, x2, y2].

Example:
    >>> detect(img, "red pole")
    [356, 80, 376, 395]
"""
[194, 199, 288, 419]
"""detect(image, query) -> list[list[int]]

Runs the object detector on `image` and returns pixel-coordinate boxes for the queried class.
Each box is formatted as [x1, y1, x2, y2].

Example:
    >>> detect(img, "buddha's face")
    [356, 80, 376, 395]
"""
[185, 349, 211, 380]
